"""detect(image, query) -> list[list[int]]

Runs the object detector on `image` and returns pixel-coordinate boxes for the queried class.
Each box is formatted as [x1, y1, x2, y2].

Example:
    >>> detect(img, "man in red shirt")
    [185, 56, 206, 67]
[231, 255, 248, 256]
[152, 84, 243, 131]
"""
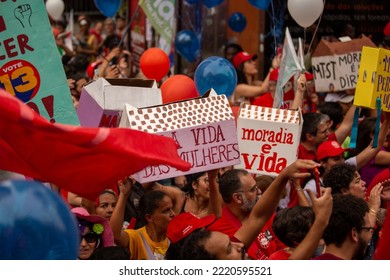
[207, 169, 286, 259]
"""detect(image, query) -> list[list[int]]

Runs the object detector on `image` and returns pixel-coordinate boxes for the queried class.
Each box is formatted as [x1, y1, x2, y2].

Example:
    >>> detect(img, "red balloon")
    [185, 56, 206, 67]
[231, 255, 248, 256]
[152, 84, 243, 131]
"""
[160, 75, 198, 104]
[140, 48, 170, 82]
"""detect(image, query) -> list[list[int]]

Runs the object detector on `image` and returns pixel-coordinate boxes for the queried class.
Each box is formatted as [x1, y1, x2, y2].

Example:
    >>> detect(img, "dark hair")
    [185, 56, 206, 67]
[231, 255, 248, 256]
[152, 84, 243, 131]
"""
[224, 43, 243, 58]
[323, 163, 356, 194]
[317, 102, 343, 131]
[272, 206, 315, 248]
[218, 169, 248, 203]
[349, 117, 376, 157]
[138, 190, 169, 224]
[235, 63, 248, 84]
[323, 194, 368, 246]
[183, 171, 207, 198]
[89, 246, 130, 260]
[166, 229, 216, 260]
[301, 113, 328, 141]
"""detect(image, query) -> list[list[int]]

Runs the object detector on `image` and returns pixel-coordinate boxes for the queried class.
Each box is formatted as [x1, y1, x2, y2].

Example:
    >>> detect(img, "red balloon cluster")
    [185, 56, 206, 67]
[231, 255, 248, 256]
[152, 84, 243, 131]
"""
[140, 48, 170, 82]
[160, 75, 198, 104]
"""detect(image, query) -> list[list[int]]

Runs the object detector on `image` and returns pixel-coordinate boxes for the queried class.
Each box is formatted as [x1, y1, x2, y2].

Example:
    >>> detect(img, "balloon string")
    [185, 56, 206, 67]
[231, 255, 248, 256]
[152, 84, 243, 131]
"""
[307, 0, 327, 54]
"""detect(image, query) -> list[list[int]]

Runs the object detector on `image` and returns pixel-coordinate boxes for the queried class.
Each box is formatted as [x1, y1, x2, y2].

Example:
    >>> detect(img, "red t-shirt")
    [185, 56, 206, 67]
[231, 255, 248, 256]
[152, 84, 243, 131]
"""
[268, 249, 290, 260]
[207, 206, 285, 260]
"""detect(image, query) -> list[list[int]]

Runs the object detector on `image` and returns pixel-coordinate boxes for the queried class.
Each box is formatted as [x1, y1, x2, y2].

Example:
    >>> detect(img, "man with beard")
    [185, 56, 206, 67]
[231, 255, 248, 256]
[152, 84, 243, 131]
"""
[313, 194, 373, 260]
[207, 169, 286, 259]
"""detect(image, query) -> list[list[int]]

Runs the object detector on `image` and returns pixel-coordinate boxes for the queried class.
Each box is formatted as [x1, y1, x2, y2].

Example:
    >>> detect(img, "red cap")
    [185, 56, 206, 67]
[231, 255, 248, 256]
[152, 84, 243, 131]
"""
[316, 140, 344, 161]
[305, 72, 314, 80]
[232, 51, 258, 68]
[166, 212, 215, 244]
[384, 22, 390, 36]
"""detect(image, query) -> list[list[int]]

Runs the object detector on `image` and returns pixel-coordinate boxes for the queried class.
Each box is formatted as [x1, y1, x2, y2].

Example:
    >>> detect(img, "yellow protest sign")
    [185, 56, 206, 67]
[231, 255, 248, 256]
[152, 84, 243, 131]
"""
[354, 46, 390, 111]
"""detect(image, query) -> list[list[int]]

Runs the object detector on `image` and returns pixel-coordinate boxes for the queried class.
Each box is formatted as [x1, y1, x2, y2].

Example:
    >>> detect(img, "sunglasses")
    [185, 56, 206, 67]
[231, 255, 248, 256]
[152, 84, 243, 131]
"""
[80, 232, 98, 243]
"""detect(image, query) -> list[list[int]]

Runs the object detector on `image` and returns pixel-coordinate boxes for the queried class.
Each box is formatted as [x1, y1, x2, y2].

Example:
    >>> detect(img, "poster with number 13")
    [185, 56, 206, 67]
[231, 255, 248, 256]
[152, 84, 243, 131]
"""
[0, 0, 79, 125]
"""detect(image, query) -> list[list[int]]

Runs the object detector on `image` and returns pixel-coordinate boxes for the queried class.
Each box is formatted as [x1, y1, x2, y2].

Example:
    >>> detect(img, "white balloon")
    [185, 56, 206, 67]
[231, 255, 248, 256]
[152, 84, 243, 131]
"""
[46, 0, 65, 21]
[288, 0, 324, 28]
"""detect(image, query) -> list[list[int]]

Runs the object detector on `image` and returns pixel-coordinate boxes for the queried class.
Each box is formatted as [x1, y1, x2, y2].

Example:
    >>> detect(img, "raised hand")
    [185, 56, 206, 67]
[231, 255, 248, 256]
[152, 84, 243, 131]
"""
[14, 4, 32, 28]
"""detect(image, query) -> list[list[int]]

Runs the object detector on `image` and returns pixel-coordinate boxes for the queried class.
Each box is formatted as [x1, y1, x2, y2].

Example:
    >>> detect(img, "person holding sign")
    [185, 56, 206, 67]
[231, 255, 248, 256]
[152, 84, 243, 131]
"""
[166, 160, 332, 260]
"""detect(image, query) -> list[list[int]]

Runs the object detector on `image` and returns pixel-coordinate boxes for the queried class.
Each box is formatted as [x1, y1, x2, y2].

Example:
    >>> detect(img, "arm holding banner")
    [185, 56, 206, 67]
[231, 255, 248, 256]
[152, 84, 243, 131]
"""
[290, 73, 307, 110]
[355, 112, 390, 169]
[335, 104, 360, 144]
[110, 178, 133, 248]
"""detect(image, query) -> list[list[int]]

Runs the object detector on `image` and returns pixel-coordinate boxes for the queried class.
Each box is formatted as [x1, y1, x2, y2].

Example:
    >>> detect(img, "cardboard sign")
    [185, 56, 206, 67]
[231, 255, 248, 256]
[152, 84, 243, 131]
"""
[354, 46, 390, 111]
[77, 78, 162, 127]
[0, 0, 78, 124]
[311, 36, 376, 92]
[120, 90, 241, 183]
[236, 105, 302, 177]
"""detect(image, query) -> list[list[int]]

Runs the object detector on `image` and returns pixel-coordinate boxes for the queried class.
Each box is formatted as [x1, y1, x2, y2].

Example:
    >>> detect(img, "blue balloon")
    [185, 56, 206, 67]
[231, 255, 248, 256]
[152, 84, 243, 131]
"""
[228, 12, 247, 33]
[194, 56, 237, 97]
[201, 0, 224, 8]
[0, 180, 79, 259]
[94, 0, 122, 17]
[248, 0, 271, 10]
[175, 30, 200, 63]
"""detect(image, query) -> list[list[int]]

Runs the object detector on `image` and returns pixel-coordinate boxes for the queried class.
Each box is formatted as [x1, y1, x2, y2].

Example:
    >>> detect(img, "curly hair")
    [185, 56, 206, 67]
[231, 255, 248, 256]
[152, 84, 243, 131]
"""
[322, 163, 356, 194]
[218, 169, 248, 203]
[165, 229, 216, 260]
[272, 206, 315, 248]
[323, 194, 368, 246]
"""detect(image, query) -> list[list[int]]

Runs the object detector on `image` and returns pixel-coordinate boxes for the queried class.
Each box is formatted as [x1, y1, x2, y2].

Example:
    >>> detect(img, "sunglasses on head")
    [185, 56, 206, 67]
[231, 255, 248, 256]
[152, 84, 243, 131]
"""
[80, 232, 98, 243]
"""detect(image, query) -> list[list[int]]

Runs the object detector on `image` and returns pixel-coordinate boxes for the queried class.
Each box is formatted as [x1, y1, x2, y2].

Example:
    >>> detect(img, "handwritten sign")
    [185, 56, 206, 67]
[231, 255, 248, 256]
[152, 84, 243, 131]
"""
[311, 36, 376, 92]
[236, 105, 302, 177]
[354, 46, 390, 111]
[120, 91, 241, 183]
[0, 0, 78, 124]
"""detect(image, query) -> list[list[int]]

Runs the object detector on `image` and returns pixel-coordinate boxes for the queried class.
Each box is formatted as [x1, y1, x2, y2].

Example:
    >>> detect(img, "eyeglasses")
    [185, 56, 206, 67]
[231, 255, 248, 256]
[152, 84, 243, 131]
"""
[80, 232, 98, 243]
[196, 177, 209, 185]
[237, 185, 260, 193]
[360, 227, 375, 234]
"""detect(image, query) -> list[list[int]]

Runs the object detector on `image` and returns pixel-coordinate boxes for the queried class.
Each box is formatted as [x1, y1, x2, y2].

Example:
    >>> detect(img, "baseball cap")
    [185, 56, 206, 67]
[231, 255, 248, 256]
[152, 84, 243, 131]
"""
[166, 212, 215, 244]
[325, 93, 354, 103]
[232, 51, 258, 68]
[316, 140, 345, 161]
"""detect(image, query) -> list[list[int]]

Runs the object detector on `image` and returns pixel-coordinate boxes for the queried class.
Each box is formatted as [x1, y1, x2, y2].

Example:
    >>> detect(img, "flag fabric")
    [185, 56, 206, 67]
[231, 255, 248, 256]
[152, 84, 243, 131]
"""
[374, 205, 390, 260]
[139, 0, 175, 54]
[0, 89, 191, 200]
[273, 28, 303, 108]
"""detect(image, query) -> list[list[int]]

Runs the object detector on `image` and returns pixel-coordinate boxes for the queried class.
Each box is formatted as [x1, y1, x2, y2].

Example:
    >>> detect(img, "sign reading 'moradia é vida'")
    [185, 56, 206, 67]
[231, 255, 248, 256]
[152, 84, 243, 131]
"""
[236, 105, 302, 177]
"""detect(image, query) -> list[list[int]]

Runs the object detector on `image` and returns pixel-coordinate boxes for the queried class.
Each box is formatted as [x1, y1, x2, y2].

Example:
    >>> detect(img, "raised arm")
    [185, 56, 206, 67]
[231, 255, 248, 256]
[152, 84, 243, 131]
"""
[109, 178, 132, 248]
[234, 159, 319, 248]
[356, 112, 389, 169]
[335, 104, 359, 144]
[290, 73, 307, 110]
[207, 169, 223, 219]
[288, 188, 333, 259]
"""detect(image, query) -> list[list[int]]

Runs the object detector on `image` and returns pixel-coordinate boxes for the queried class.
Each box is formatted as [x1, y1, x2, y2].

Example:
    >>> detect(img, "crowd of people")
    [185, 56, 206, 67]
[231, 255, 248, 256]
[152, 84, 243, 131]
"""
[1, 13, 390, 261]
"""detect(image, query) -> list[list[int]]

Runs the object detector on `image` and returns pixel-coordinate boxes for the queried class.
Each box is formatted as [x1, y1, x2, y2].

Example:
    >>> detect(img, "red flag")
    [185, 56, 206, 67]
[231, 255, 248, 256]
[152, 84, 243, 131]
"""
[0, 89, 191, 200]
